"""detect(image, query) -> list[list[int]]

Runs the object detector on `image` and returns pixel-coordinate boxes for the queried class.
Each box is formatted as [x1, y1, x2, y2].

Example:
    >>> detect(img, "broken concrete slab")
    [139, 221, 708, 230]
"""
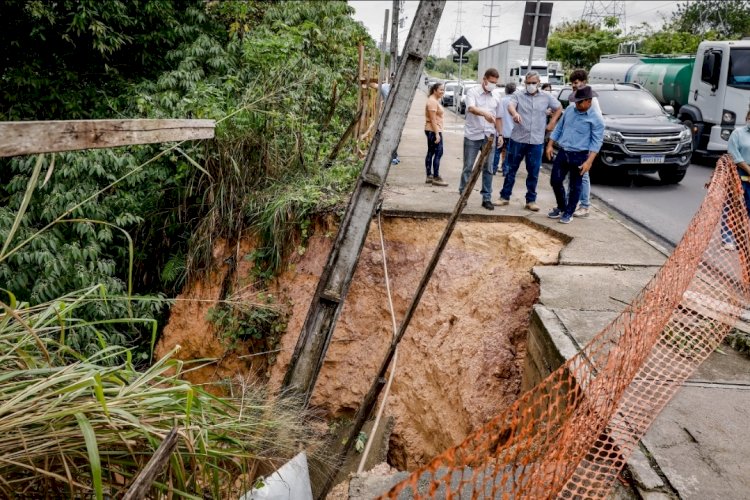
[641, 385, 750, 499]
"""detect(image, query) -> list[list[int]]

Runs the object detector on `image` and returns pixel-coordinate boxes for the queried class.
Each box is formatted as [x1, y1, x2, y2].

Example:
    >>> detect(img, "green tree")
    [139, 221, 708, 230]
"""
[547, 20, 621, 70]
[0, 1, 374, 354]
[0, 0, 218, 120]
[435, 57, 458, 77]
[672, 0, 750, 38]
[467, 50, 479, 74]
[629, 22, 706, 54]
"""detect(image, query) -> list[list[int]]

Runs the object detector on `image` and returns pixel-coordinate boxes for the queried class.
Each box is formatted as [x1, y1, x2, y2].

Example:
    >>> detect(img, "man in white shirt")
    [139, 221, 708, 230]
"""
[459, 68, 503, 210]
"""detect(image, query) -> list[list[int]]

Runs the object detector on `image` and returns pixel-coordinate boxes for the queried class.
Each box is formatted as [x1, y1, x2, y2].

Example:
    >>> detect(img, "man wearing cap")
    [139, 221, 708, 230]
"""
[545, 85, 605, 224]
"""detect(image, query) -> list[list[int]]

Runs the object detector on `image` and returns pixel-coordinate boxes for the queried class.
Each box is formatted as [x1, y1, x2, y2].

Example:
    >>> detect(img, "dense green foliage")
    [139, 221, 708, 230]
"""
[425, 52, 479, 79]
[632, 25, 706, 55]
[547, 20, 622, 70]
[548, 0, 750, 72]
[673, 0, 750, 38]
[0, 0, 216, 119]
[0, 1, 374, 353]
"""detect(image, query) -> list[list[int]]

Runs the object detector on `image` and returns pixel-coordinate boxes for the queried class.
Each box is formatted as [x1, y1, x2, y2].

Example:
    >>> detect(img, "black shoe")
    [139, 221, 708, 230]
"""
[481, 200, 495, 211]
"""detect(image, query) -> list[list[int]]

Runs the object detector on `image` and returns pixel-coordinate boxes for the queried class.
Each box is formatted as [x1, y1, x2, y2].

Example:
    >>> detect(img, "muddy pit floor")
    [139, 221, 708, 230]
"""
[158, 216, 563, 469]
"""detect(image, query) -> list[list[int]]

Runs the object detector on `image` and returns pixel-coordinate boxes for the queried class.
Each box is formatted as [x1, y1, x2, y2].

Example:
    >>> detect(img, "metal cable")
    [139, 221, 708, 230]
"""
[357, 210, 399, 473]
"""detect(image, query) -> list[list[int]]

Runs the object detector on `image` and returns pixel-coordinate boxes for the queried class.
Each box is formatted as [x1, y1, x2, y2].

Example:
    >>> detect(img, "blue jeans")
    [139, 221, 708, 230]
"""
[492, 136, 509, 175]
[500, 139, 544, 203]
[579, 172, 591, 208]
[460, 136, 494, 202]
[425, 131, 443, 177]
[551, 149, 589, 218]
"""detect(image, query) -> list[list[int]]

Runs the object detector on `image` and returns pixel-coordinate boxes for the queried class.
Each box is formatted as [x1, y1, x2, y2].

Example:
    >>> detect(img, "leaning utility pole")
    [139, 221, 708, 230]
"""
[282, 0, 446, 408]
[376, 8, 390, 122]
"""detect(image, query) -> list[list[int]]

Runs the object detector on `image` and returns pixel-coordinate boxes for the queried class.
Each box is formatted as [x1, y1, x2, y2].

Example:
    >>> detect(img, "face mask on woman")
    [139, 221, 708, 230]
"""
[526, 83, 538, 94]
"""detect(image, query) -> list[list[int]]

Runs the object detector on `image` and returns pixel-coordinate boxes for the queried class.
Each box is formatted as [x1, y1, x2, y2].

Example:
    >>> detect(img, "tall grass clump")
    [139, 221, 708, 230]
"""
[0, 286, 320, 498]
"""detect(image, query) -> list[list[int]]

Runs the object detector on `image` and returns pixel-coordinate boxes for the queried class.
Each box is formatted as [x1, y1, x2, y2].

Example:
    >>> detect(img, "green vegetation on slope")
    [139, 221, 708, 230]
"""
[0, 0, 375, 353]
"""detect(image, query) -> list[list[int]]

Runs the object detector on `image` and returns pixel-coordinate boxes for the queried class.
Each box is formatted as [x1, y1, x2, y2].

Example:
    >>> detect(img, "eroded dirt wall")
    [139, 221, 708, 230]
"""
[158, 217, 563, 469]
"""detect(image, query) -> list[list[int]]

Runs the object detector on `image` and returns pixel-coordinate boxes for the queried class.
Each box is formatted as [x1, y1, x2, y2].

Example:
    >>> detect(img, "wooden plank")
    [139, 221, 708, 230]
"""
[122, 428, 179, 500]
[0, 119, 215, 157]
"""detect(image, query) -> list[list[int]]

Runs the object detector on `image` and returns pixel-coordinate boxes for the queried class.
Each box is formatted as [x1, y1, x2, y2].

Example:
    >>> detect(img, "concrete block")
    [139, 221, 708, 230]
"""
[533, 265, 659, 312]
[628, 448, 664, 491]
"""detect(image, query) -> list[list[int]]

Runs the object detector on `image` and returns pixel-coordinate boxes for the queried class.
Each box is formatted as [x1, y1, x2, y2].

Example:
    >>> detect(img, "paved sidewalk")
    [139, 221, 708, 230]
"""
[377, 87, 750, 499]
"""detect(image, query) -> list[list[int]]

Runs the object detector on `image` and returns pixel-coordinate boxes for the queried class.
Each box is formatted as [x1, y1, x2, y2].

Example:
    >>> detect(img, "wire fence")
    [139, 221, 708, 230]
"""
[383, 155, 750, 499]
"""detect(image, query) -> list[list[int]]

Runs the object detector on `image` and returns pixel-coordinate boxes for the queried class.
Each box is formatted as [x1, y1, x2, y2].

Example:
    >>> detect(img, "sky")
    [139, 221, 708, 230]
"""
[348, 1, 679, 58]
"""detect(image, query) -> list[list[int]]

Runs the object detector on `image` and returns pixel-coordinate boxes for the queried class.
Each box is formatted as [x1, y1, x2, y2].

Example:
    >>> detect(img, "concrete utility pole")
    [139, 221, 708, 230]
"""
[527, 0, 541, 74]
[282, 0, 446, 411]
[377, 8, 390, 117]
[390, 0, 399, 77]
[483, 0, 499, 46]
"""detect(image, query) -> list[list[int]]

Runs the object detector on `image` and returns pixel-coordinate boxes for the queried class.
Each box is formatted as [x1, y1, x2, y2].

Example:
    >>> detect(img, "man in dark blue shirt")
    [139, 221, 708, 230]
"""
[544, 86, 604, 224]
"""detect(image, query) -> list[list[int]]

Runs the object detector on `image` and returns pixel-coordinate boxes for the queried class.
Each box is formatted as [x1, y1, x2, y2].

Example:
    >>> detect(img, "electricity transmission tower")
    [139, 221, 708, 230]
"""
[581, 0, 626, 30]
[452, 0, 464, 41]
[483, 0, 500, 46]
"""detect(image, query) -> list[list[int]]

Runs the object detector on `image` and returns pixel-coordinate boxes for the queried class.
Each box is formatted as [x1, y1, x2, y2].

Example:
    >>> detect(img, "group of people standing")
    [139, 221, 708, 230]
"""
[422, 68, 604, 223]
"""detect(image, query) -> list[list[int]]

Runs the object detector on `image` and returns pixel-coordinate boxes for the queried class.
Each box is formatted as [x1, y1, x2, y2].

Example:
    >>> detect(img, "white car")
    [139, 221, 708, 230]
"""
[441, 82, 460, 107]
[458, 84, 479, 114]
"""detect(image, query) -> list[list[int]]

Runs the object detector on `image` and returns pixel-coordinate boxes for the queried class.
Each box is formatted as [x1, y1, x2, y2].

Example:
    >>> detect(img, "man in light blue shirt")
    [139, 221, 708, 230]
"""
[727, 112, 750, 188]
[545, 86, 605, 224]
[720, 111, 750, 249]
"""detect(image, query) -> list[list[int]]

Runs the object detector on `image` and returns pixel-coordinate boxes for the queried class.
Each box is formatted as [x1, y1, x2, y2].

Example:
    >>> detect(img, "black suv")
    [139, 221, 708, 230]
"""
[556, 84, 693, 184]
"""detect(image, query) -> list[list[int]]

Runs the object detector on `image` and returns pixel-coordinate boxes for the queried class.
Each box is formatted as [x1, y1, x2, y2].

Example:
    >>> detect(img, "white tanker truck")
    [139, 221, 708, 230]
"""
[590, 40, 750, 156]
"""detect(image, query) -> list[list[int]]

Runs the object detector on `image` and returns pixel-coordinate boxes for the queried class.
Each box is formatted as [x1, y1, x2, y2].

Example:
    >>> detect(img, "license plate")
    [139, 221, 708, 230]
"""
[641, 154, 665, 164]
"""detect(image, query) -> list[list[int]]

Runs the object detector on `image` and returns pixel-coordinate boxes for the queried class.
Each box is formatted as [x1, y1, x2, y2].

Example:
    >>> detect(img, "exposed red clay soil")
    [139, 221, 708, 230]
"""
[157, 216, 562, 469]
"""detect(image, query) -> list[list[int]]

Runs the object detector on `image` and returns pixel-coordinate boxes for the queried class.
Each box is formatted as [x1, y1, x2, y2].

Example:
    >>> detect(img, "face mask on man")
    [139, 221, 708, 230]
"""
[526, 83, 538, 94]
[485, 81, 497, 92]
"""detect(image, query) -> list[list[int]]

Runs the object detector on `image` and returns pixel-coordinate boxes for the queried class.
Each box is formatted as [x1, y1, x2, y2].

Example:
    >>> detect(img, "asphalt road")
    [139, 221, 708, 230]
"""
[441, 99, 714, 250]
[588, 163, 714, 249]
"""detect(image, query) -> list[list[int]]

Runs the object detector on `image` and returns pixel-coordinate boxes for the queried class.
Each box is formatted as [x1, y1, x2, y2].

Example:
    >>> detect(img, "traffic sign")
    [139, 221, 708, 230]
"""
[452, 35, 472, 55]
[452, 55, 469, 64]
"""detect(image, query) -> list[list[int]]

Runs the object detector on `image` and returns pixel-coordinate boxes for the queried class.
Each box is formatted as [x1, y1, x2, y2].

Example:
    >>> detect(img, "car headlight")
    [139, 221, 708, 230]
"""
[679, 128, 692, 142]
[722, 110, 736, 125]
[603, 130, 623, 143]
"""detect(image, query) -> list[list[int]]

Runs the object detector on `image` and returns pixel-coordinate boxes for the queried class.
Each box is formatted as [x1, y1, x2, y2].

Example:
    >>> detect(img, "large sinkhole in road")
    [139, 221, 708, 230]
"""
[271, 216, 564, 470]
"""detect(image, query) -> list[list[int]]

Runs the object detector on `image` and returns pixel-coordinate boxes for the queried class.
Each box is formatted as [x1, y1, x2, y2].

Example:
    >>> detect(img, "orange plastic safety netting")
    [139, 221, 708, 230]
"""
[383, 155, 750, 499]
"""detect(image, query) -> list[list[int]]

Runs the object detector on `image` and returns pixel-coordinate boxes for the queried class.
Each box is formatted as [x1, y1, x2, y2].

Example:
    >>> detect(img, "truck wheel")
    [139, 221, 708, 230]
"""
[681, 119, 695, 148]
[659, 168, 686, 184]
